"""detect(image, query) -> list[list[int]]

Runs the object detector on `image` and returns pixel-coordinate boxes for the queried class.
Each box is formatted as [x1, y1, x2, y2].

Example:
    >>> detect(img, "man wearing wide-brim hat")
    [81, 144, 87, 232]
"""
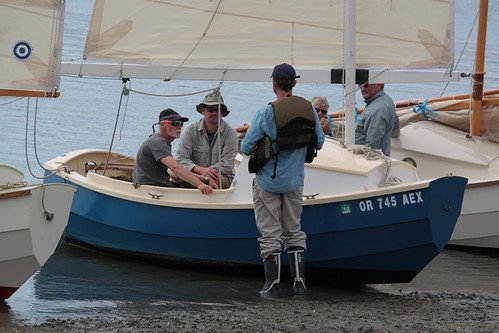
[176, 90, 238, 189]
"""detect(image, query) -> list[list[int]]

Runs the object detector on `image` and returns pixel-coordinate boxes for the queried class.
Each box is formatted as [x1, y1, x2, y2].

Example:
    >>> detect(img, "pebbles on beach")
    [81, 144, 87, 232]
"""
[7, 290, 499, 333]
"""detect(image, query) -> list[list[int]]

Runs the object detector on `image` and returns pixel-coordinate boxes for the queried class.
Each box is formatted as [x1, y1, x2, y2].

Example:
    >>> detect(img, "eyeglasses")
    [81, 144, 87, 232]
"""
[205, 106, 220, 113]
[358, 83, 369, 88]
[161, 120, 183, 127]
[315, 108, 328, 115]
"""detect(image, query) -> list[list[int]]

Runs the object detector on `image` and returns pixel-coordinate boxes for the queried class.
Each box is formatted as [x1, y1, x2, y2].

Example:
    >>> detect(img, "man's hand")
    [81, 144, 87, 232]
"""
[197, 183, 213, 195]
[320, 118, 330, 135]
[194, 166, 223, 185]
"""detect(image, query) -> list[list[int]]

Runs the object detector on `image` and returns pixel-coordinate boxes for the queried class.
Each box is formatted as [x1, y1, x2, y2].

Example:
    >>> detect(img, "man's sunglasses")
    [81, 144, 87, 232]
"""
[315, 108, 328, 115]
[161, 120, 184, 127]
[358, 83, 369, 88]
[205, 106, 220, 113]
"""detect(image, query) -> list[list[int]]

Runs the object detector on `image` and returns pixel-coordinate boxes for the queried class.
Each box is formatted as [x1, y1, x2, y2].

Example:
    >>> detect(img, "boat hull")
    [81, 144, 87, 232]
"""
[44, 168, 466, 284]
[392, 120, 499, 249]
[0, 178, 76, 300]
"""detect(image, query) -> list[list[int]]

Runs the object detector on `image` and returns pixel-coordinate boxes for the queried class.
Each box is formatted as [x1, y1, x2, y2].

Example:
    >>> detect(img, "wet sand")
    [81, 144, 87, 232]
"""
[6, 287, 498, 332]
[3, 245, 499, 333]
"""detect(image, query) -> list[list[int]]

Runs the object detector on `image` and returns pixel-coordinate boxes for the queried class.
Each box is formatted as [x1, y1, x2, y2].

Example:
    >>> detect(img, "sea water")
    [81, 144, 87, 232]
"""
[1, 0, 499, 326]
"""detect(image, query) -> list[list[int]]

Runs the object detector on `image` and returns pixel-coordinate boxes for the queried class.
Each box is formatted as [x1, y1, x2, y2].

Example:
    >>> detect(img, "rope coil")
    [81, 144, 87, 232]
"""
[349, 146, 402, 187]
[0, 181, 29, 191]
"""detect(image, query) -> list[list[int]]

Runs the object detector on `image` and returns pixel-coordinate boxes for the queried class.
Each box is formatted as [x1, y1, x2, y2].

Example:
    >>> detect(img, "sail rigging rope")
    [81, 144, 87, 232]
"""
[0, 97, 24, 107]
[166, 0, 223, 81]
[23, 97, 70, 180]
[102, 79, 130, 176]
[349, 146, 402, 187]
[126, 86, 217, 98]
[439, 3, 479, 98]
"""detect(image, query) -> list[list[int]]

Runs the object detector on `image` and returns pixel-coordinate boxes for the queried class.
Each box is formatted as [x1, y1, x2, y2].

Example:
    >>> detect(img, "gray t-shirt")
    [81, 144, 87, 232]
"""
[132, 133, 173, 186]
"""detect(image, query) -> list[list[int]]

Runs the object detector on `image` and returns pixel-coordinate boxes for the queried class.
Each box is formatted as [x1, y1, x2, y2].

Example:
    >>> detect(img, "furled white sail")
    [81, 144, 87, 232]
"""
[0, 0, 65, 97]
[67, 0, 454, 82]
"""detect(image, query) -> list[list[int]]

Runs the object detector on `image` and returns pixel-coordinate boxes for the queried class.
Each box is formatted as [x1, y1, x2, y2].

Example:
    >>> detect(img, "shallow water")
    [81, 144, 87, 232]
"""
[1, 244, 498, 326]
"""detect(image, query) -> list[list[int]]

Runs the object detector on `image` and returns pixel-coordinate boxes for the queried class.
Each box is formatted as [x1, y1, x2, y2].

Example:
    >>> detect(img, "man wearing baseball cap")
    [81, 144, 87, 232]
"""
[240, 63, 325, 296]
[132, 108, 217, 194]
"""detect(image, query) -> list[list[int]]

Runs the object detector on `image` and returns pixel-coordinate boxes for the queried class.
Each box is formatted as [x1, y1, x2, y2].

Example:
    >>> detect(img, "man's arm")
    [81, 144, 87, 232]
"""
[161, 156, 216, 194]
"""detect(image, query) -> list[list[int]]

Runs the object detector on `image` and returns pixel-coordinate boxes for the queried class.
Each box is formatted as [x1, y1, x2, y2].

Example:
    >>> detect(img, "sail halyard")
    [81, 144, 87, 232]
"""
[470, 0, 489, 136]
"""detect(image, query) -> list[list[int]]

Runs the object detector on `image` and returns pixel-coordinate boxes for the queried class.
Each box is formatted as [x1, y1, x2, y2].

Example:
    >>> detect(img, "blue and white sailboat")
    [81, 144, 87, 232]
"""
[44, 0, 466, 284]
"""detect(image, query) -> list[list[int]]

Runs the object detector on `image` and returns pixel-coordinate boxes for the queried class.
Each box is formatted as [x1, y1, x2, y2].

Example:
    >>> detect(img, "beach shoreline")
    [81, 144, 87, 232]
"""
[5, 288, 498, 333]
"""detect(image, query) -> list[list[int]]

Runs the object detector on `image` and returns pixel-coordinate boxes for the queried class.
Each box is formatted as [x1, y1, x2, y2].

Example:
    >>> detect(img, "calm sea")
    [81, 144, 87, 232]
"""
[1, 0, 499, 326]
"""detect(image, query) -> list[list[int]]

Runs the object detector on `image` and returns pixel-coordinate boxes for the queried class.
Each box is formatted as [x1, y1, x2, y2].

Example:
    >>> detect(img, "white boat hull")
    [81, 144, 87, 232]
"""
[392, 121, 499, 249]
[0, 165, 76, 300]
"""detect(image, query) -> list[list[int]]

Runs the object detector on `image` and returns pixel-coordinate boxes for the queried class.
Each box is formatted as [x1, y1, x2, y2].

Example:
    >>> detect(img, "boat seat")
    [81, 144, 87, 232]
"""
[85, 162, 135, 172]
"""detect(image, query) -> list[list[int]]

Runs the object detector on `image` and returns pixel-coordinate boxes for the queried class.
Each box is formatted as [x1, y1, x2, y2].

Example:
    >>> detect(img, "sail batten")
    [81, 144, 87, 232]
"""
[77, 0, 454, 82]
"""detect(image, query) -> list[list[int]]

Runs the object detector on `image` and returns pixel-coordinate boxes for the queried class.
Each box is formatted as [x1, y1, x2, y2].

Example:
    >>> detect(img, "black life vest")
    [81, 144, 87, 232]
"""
[271, 96, 316, 150]
[247, 96, 318, 176]
[269, 96, 317, 178]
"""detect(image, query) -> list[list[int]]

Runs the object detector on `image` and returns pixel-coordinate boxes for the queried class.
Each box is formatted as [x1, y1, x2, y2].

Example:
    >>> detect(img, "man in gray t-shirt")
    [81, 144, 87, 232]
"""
[132, 108, 217, 195]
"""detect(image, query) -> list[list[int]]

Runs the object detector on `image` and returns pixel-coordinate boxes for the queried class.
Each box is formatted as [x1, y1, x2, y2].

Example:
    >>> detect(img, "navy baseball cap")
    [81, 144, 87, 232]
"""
[271, 63, 300, 80]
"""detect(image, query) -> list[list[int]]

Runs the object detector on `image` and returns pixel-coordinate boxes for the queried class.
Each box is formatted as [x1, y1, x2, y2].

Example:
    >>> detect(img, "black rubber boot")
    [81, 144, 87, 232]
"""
[288, 249, 308, 296]
[260, 253, 280, 296]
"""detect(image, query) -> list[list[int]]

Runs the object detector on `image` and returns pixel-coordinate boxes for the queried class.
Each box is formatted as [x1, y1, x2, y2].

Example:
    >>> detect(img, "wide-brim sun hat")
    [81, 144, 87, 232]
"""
[196, 91, 230, 117]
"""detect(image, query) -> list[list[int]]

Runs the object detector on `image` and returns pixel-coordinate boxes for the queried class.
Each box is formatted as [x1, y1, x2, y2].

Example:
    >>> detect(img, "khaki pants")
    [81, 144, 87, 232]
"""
[252, 180, 306, 261]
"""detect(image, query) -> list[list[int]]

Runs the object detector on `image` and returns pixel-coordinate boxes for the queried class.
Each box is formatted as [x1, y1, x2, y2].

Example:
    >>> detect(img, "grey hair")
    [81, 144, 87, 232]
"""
[310, 96, 329, 108]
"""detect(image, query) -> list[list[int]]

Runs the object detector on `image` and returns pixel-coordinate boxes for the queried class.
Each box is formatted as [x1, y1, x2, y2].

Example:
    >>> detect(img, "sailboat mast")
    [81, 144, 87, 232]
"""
[343, 0, 356, 145]
[471, 0, 489, 136]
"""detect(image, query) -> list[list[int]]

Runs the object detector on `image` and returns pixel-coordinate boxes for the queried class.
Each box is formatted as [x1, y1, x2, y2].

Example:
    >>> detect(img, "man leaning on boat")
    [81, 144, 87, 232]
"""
[240, 63, 325, 296]
[132, 108, 217, 194]
[175, 90, 238, 189]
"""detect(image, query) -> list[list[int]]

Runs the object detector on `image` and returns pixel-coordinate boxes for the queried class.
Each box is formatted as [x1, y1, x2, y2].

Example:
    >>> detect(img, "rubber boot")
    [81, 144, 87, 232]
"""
[288, 249, 308, 296]
[260, 253, 280, 296]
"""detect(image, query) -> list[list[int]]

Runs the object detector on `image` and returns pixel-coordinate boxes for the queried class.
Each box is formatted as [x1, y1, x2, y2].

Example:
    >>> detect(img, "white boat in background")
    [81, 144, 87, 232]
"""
[0, 165, 75, 300]
[42, 0, 468, 284]
[0, 1, 76, 300]
[391, 0, 499, 249]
